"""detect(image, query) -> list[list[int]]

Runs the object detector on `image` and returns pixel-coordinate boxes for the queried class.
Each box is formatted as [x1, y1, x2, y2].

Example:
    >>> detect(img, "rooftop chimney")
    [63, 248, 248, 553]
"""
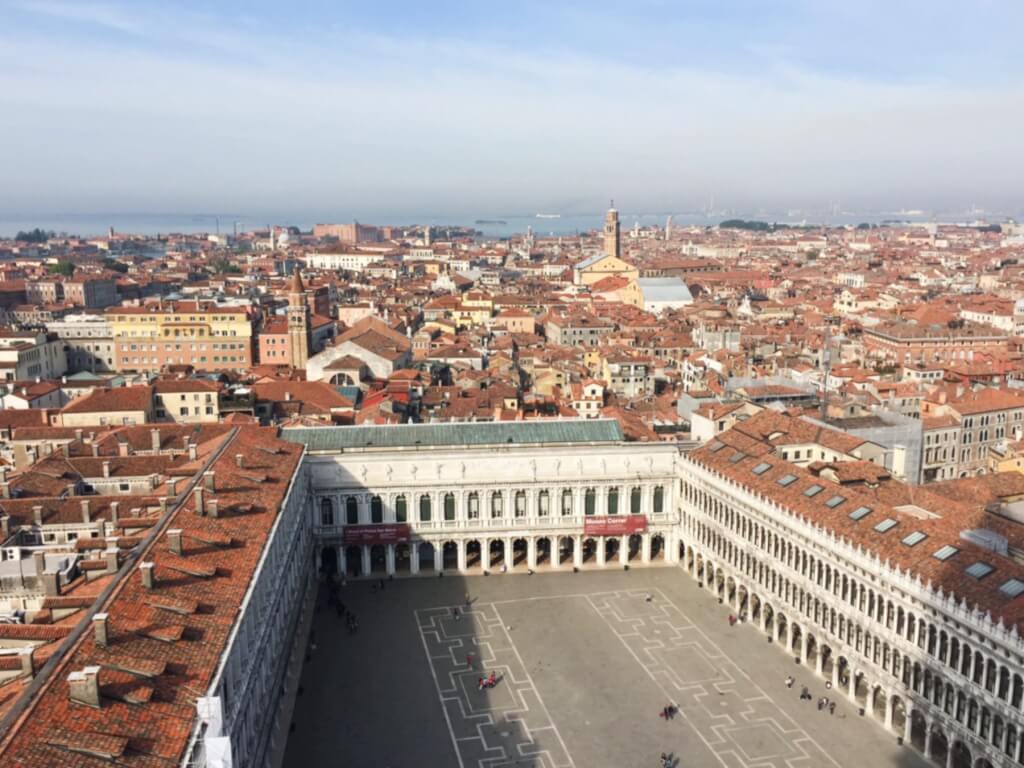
[0, 466, 6, 484]
[91, 443, 100, 457]
[32, 550, 45, 576]
[33, 505, 44, 526]
[68, 666, 101, 708]
[19, 647, 34, 680]
[104, 547, 119, 574]
[166, 477, 179, 497]
[80, 499, 91, 523]
[139, 561, 155, 589]
[151, 429, 161, 452]
[167, 529, 183, 555]
[0, 482, 8, 499]
[193, 486, 205, 516]
[93, 613, 109, 648]
[74, 428, 83, 443]
[42, 569, 59, 597]
[102, 461, 111, 478]
[235, 454, 244, 468]
[188, 443, 198, 461]
[207, 499, 219, 519]
[284, 391, 292, 401]
[118, 441, 131, 457]
[204, 471, 215, 492]
[0, 515, 9, 539]
[109, 501, 119, 528]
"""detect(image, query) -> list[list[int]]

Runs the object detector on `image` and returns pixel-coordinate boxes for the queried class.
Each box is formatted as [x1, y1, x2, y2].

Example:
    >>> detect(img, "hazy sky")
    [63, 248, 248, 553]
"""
[2, 0, 1023, 218]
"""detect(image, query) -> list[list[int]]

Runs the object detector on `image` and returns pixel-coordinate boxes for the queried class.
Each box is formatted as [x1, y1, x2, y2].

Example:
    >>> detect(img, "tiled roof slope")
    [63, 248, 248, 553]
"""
[689, 414, 1024, 633]
[0, 426, 304, 767]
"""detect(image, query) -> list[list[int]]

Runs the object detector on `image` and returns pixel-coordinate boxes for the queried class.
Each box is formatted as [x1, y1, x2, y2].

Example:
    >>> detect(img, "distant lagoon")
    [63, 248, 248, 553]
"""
[0, 209, 998, 240]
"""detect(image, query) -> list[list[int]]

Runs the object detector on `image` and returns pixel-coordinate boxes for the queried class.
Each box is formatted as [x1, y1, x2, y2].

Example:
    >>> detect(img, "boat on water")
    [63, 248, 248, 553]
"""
[535, 213, 561, 219]
[475, 219, 507, 225]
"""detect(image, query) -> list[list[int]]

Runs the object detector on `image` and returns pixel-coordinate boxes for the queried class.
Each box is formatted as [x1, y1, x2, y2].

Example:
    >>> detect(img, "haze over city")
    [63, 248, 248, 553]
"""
[3, 0, 1024, 221]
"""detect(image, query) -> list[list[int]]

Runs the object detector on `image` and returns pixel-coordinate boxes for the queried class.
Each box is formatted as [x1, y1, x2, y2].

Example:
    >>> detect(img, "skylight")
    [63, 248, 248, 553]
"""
[901, 531, 927, 547]
[803, 484, 824, 497]
[848, 506, 872, 521]
[729, 451, 746, 463]
[777, 474, 797, 487]
[999, 579, 1024, 599]
[874, 518, 898, 533]
[933, 545, 959, 561]
[752, 462, 772, 475]
[965, 561, 994, 579]
[708, 441, 726, 453]
[824, 495, 846, 508]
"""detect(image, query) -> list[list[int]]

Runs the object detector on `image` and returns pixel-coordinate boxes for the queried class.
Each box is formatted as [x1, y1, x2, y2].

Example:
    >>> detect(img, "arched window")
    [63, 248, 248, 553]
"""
[370, 495, 383, 523]
[444, 493, 455, 521]
[608, 487, 619, 515]
[538, 490, 549, 517]
[653, 486, 664, 514]
[515, 491, 526, 518]
[585, 488, 596, 515]
[419, 494, 431, 522]
[491, 492, 504, 518]
[395, 495, 407, 523]
[346, 496, 358, 525]
[630, 487, 641, 514]
[320, 497, 334, 526]
[561, 489, 573, 516]
[467, 492, 479, 519]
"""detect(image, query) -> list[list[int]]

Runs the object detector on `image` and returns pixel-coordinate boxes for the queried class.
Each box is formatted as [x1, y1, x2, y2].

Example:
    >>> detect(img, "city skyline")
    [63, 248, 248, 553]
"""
[3, 0, 1024, 216]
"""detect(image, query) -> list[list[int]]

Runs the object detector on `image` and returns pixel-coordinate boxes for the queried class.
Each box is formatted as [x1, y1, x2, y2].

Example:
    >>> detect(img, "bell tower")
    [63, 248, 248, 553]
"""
[603, 201, 620, 259]
[287, 268, 311, 369]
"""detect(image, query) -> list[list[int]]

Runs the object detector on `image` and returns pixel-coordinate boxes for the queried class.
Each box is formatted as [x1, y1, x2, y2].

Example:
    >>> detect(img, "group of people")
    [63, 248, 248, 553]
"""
[477, 671, 498, 691]
[788, 676, 836, 715]
[326, 576, 359, 633]
[658, 703, 678, 721]
[659, 752, 676, 767]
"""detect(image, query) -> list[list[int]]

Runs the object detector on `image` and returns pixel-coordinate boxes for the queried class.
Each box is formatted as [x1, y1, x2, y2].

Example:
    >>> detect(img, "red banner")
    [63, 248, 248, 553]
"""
[584, 515, 648, 537]
[342, 523, 412, 546]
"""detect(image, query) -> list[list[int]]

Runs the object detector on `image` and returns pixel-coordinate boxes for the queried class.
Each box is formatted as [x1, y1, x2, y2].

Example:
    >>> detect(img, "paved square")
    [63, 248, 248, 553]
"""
[283, 568, 932, 768]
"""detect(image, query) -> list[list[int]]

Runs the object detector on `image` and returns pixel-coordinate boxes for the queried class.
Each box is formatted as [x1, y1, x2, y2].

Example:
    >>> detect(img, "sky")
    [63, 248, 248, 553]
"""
[2, 0, 1023, 220]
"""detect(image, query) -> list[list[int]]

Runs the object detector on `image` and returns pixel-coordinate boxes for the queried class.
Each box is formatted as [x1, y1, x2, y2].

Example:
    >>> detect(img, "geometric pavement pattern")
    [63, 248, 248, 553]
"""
[416, 604, 575, 768]
[587, 588, 844, 768]
[419, 589, 845, 768]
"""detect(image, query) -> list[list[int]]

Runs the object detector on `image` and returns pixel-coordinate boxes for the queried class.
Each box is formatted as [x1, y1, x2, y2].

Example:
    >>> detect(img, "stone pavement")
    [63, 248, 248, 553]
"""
[284, 568, 932, 768]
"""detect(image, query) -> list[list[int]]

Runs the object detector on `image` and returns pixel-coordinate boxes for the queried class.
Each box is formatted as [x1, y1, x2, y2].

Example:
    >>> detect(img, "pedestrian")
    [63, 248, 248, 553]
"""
[659, 706, 668, 720]
[466, 653, 474, 668]
[728, 614, 736, 626]
[464, 592, 471, 608]
[825, 680, 832, 690]
[487, 671, 496, 688]
[801, 686, 809, 700]
[829, 701, 836, 715]
[817, 698, 823, 711]
[478, 677, 485, 691]
[453, 606, 461, 621]
[667, 704, 676, 720]
[378, 578, 385, 591]
[785, 676, 794, 688]
[645, 592, 653, 603]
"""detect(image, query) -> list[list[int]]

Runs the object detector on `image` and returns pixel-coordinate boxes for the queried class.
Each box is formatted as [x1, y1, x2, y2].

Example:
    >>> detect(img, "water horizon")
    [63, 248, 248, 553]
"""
[0, 209, 1014, 240]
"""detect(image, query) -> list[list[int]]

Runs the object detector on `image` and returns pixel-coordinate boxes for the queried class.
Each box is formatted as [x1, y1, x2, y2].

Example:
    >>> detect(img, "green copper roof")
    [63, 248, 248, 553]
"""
[281, 419, 624, 451]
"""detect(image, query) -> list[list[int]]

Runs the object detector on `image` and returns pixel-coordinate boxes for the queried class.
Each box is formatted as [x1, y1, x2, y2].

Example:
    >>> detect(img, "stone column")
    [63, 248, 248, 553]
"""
[945, 742, 954, 768]
[481, 537, 490, 571]
[666, 532, 679, 564]
[573, 535, 583, 569]
[641, 533, 652, 564]
[410, 544, 420, 575]
[903, 707, 913, 744]
[885, 694, 894, 731]
[831, 660, 840, 690]
[924, 724, 933, 759]
[505, 537, 514, 571]
[800, 633, 808, 665]
[597, 537, 607, 567]
[618, 536, 628, 566]
[527, 538, 537, 570]
[457, 541, 467, 573]
[338, 545, 347, 577]
[385, 545, 395, 576]
[433, 544, 443, 572]
[847, 672, 857, 703]
[361, 546, 371, 577]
